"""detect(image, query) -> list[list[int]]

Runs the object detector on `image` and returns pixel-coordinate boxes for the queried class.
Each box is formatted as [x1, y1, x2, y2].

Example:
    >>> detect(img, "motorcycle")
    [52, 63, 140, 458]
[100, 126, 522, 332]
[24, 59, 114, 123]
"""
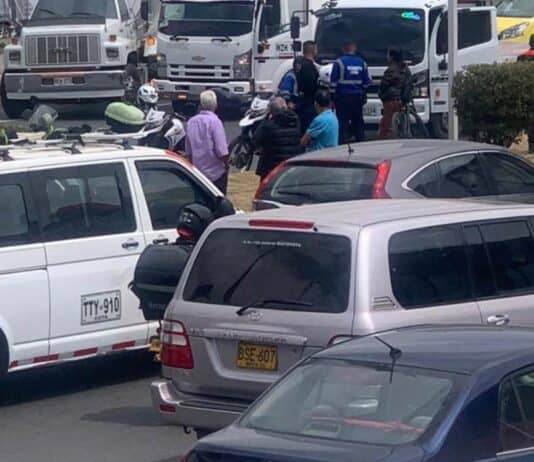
[228, 94, 270, 171]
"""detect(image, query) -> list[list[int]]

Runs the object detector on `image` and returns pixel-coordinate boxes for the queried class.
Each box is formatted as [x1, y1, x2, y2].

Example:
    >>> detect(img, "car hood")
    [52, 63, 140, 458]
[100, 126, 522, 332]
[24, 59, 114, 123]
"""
[194, 426, 425, 462]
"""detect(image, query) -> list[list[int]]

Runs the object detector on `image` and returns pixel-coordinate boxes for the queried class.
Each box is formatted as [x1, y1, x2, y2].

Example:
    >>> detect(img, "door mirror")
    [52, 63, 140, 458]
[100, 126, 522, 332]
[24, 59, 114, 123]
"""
[290, 15, 301, 39]
[213, 196, 235, 218]
[257, 42, 266, 54]
[140, 0, 149, 21]
[292, 40, 302, 53]
[438, 58, 448, 71]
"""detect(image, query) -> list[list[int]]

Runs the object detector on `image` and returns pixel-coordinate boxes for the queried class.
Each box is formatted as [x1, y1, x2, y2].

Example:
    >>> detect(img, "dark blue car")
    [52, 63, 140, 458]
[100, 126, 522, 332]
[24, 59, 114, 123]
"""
[182, 326, 534, 462]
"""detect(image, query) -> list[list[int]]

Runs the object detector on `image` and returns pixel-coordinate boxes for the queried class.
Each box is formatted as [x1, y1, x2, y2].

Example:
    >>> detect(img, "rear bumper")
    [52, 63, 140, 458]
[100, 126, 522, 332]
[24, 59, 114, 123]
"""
[4, 69, 125, 100]
[151, 378, 250, 430]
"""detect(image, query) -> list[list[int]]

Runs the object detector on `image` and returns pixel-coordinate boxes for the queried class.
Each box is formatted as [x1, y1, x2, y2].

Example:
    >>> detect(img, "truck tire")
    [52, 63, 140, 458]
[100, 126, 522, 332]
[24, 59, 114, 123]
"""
[430, 113, 448, 139]
[0, 331, 9, 377]
[123, 63, 142, 104]
[1, 77, 31, 119]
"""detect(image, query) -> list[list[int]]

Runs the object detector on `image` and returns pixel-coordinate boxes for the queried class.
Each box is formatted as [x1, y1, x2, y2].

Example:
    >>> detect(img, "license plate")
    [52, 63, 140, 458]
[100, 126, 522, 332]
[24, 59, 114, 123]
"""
[363, 106, 379, 117]
[81, 290, 121, 325]
[54, 77, 73, 86]
[236, 343, 277, 371]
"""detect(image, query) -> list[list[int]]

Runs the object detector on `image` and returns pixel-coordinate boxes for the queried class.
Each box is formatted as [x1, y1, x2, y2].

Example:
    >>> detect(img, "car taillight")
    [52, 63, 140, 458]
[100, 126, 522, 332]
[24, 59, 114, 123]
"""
[160, 320, 194, 369]
[254, 161, 287, 200]
[372, 160, 391, 199]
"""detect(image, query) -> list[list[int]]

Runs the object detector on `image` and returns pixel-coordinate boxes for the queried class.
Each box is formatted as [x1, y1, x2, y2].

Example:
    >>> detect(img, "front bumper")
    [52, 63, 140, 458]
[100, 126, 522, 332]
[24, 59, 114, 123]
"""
[4, 69, 125, 100]
[151, 378, 250, 430]
[363, 97, 430, 124]
[154, 78, 253, 104]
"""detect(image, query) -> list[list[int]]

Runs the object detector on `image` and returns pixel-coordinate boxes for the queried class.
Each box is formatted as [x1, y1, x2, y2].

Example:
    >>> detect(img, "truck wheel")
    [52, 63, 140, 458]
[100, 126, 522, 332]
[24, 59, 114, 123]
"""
[123, 63, 142, 104]
[0, 331, 9, 377]
[1, 77, 31, 119]
[430, 113, 448, 139]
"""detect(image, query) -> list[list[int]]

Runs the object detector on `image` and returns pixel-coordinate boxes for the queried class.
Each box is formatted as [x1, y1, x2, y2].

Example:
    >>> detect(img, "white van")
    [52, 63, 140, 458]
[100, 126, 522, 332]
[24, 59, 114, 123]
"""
[0, 142, 231, 375]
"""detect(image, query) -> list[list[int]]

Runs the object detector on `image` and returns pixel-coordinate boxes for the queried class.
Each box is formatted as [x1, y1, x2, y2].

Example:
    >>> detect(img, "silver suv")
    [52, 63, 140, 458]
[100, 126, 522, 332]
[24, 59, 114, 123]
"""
[151, 199, 534, 435]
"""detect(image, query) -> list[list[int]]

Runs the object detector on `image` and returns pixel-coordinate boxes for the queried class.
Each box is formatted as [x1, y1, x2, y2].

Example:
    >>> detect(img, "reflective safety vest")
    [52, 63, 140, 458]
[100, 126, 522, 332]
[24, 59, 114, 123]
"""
[330, 54, 371, 96]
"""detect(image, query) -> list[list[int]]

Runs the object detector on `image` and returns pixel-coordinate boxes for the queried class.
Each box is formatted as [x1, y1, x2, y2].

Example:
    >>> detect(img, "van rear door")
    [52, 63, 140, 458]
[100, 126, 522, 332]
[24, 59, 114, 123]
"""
[167, 221, 356, 400]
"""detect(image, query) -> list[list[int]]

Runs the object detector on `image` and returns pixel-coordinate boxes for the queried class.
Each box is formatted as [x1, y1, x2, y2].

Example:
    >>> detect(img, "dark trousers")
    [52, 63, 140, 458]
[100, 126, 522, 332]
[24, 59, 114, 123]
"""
[335, 93, 365, 144]
[213, 170, 229, 195]
[296, 97, 317, 135]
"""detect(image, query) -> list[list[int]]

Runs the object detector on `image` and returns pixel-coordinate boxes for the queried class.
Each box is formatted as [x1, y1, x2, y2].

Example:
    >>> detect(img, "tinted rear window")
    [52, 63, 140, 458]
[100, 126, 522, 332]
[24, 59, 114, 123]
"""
[183, 229, 351, 313]
[259, 163, 377, 205]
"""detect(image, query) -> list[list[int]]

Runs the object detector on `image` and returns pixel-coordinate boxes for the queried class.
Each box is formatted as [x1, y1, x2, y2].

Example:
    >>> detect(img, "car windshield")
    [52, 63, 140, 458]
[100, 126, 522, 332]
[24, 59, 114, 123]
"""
[316, 8, 426, 66]
[242, 358, 463, 446]
[183, 229, 351, 313]
[159, 1, 255, 36]
[497, 0, 534, 18]
[259, 162, 378, 205]
[32, 0, 117, 19]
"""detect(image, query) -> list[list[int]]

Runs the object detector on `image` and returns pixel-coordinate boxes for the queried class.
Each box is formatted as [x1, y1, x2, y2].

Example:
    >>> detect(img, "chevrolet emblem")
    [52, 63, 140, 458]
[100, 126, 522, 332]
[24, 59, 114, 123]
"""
[191, 55, 206, 62]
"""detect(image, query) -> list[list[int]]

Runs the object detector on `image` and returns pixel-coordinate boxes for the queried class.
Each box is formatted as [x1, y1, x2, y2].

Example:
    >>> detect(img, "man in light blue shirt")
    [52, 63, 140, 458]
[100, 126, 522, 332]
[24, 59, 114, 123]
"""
[301, 90, 339, 152]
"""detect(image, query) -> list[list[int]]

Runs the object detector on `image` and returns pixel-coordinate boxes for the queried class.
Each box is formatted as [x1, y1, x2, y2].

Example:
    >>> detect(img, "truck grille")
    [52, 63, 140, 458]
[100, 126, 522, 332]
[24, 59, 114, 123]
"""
[169, 64, 232, 81]
[26, 34, 100, 66]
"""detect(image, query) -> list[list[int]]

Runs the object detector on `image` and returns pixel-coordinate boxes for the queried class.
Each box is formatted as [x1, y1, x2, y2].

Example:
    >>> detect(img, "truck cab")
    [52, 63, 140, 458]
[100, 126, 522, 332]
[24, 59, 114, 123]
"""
[2, 0, 147, 118]
[154, 0, 320, 113]
[313, 0, 498, 138]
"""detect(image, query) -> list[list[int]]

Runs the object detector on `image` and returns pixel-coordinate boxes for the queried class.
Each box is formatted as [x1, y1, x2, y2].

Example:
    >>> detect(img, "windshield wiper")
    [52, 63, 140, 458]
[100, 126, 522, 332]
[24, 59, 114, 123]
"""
[35, 7, 62, 17]
[237, 299, 313, 316]
[70, 12, 103, 17]
[212, 35, 233, 42]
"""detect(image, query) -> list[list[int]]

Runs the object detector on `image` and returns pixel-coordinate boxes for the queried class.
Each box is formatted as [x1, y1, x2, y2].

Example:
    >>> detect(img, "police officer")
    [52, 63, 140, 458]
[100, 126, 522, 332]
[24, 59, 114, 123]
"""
[278, 69, 298, 109]
[330, 39, 370, 143]
[293, 41, 319, 134]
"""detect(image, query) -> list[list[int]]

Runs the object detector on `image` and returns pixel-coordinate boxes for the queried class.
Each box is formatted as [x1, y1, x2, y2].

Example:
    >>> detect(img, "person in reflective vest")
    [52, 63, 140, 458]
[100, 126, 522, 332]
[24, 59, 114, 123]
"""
[278, 69, 299, 109]
[330, 40, 370, 144]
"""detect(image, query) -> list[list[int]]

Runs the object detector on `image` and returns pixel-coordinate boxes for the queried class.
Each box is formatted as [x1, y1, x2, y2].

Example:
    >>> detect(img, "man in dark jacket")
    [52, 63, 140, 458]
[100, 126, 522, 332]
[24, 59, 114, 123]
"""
[253, 97, 302, 180]
[294, 41, 319, 134]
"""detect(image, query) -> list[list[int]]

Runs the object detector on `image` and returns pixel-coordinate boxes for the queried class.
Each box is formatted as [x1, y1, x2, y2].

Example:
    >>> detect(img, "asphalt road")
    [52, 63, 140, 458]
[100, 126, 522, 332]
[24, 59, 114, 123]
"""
[0, 351, 196, 462]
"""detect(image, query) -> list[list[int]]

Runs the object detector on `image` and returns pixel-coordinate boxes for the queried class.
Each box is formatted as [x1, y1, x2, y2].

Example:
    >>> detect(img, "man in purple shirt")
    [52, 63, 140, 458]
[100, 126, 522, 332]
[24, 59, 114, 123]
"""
[186, 90, 230, 193]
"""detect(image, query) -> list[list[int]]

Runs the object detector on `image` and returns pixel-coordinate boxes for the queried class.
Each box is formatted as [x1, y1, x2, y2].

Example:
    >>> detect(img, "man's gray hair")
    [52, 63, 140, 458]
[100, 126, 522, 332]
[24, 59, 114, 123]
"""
[200, 90, 218, 111]
[269, 97, 287, 116]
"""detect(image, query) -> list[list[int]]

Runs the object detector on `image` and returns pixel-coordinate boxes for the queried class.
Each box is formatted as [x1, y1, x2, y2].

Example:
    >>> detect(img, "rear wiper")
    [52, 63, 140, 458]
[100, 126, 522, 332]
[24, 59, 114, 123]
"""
[237, 299, 312, 316]
[275, 190, 314, 199]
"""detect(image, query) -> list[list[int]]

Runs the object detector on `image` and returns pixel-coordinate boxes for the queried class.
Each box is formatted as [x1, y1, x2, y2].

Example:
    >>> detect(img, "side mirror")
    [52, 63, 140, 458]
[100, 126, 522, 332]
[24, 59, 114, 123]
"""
[257, 42, 266, 54]
[290, 15, 301, 40]
[438, 58, 448, 71]
[214, 196, 235, 218]
[140, 0, 149, 21]
[530, 34, 534, 50]
[292, 40, 302, 53]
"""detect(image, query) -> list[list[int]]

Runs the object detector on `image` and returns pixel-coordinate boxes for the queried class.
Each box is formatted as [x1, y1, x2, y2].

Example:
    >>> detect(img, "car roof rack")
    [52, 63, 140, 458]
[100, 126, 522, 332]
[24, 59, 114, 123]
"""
[0, 132, 147, 161]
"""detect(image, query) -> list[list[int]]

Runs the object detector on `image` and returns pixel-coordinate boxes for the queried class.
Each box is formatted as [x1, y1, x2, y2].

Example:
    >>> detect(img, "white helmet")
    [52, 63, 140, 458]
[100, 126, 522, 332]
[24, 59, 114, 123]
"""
[137, 84, 159, 109]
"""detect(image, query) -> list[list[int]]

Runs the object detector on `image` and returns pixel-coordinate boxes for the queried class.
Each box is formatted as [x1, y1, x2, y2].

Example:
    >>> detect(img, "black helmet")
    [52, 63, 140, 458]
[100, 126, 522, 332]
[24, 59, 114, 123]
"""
[176, 203, 214, 242]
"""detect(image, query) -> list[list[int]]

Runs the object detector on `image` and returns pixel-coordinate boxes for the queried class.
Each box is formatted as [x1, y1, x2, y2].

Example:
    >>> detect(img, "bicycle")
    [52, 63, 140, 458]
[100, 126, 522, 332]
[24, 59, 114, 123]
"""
[391, 100, 429, 139]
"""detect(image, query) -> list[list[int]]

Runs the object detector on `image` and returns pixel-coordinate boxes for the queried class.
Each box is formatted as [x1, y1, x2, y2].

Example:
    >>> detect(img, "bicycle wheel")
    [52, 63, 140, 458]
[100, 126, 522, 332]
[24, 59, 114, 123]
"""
[410, 109, 430, 138]
[391, 111, 412, 139]
[228, 137, 252, 171]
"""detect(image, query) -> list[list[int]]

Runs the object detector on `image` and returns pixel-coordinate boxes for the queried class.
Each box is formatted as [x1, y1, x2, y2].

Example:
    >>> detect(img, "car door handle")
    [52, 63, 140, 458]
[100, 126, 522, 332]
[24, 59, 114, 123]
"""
[487, 314, 510, 326]
[122, 239, 140, 250]
[152, 238, 170, 245]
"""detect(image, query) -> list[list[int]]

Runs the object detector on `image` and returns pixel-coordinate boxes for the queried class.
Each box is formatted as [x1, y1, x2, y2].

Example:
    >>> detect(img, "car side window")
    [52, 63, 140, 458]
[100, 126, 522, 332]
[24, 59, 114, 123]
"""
[436, 154, 490, 198]
[482, 153, 534, 195]
[436, 10, 492, 54]
[34, 163, 136, 241]
[407, 164, 440, 197]
[463, 225, 497, 298]
[480, 221, 534, 295]
[500, 372, 534, 453]
[118, 0, 130, 21]
[259, 0, 282, 40]
[0, 182, 31, 247]
[389, 225, 471, 308]
[136, 160, 210, 230]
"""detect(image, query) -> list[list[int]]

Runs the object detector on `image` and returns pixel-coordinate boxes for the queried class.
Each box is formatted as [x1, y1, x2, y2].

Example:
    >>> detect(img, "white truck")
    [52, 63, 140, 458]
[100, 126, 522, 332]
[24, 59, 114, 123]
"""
[305, 0, 498, 137]
[153, 0, 322, 113]
[2, 0, 150, 118]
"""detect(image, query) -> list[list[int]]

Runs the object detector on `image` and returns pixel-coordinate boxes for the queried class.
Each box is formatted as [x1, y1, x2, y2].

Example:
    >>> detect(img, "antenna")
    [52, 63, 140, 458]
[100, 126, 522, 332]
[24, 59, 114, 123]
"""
[347, 143, 354, 156]
[375, 335, 402, 384]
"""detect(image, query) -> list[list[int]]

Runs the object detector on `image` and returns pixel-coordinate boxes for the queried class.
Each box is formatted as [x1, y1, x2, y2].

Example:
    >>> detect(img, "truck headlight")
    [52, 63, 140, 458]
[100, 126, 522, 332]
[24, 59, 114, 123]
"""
[106, 48, 120, 59]
[499, 22, 530, 40]
[412, 71, 429, 98]
[8, 50, 21, 63]
[233, 50, 251, 79]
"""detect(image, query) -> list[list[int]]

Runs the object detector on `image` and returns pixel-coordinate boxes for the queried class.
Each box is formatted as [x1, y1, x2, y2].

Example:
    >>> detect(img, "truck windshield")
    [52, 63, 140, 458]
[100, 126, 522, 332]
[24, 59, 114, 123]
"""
[32, 0, 118, 19]
[159, 1, 255, 37]
[316, 8, 426, 66]
[497, 0, 534, 18]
